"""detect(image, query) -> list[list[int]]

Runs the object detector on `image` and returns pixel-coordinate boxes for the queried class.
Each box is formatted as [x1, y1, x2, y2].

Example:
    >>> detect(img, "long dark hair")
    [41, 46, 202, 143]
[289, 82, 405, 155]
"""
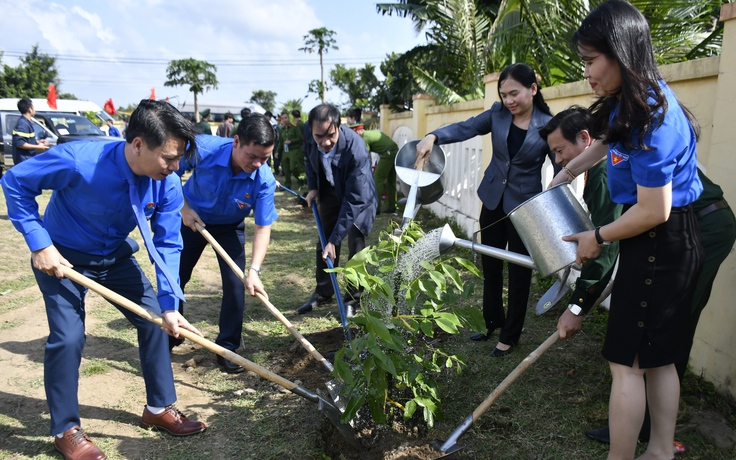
[572, 0, 700, 149]
[498, 63, 552, 117]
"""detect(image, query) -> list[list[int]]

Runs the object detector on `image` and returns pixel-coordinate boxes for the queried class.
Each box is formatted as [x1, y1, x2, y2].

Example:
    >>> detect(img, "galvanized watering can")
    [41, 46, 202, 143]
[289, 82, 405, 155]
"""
[395, 139, 446, 228]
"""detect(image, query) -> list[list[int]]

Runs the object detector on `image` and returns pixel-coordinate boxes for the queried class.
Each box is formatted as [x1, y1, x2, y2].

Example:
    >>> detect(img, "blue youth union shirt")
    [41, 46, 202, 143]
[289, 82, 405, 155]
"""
[178, 134, 278, 226]
[1, 140, 184, 311]
[606, 82, 702, 207]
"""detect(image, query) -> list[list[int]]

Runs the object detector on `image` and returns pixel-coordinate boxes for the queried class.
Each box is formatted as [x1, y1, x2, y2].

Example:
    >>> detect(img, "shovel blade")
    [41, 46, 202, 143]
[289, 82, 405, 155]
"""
[324, 379, 346, 413]
[535, 279, 570, 315]
[430, 439, 465, 458]
[317, 391, 362, 449]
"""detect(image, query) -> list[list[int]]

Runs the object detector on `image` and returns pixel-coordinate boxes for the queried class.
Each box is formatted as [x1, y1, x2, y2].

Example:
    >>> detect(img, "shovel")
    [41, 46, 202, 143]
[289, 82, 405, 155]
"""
[60, 266, 360, 447]
[193, 221, 345, 410]
[277, 184, 351, 341]
[433, 330, 560, 456]
[535, 267, 573, 315]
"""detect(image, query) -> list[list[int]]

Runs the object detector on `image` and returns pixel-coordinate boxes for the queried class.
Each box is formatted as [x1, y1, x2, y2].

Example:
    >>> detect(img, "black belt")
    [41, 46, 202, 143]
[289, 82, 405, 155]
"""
[696, 199, 729, 219]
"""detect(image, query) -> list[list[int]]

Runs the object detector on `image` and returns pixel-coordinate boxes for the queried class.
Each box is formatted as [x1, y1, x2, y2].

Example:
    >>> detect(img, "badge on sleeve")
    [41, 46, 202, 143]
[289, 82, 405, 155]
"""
[234, 199, 250, 209]
[611, 148, 629, 166]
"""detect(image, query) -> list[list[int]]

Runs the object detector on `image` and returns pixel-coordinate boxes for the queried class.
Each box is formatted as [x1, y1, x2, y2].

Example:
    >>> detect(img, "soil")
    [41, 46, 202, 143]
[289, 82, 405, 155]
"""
[0, 284, 441, 460]
[0, 192, 438, 460]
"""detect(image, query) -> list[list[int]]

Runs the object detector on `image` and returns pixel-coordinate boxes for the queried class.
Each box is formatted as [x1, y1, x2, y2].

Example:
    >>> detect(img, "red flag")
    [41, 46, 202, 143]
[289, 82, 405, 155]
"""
[149, 88, 156, 100]
[47, 84, 58, 109]
[104, 98, 117, 115]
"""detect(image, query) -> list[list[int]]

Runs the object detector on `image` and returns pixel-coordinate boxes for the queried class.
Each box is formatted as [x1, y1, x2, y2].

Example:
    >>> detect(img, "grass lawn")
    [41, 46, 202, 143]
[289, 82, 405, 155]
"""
[0, 179, 734, 459]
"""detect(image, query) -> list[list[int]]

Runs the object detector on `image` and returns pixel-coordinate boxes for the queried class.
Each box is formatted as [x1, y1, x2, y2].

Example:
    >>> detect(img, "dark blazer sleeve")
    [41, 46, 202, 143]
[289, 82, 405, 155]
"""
[331, 127, 377, 244]
[431, 104, 495, 144]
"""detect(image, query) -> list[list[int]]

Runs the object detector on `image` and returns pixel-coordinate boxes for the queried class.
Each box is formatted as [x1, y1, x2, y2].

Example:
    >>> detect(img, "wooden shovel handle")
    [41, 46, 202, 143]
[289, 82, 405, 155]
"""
[472, 330, 560, 421]
[61, 266, 299, 390]
[194, 222, 334, 372]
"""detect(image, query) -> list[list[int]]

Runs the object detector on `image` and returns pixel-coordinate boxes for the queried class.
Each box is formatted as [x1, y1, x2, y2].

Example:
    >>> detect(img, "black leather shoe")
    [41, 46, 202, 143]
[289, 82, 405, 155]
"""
[585, 426, 610, 444]
[470, 332, 490, 342]
[169, 336, 185, 351]
[216, 355, 245, 374]
[490, 346, 512, 358]
[297, 292, 332, 314]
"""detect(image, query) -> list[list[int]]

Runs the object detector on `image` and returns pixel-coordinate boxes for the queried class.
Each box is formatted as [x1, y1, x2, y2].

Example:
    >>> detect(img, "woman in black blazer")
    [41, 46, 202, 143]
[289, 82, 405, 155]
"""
[416, 63, 555, 357]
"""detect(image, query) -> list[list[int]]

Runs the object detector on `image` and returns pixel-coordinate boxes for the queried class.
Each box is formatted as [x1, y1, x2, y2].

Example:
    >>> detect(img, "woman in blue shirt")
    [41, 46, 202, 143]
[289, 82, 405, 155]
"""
[551, 1, 704, 458]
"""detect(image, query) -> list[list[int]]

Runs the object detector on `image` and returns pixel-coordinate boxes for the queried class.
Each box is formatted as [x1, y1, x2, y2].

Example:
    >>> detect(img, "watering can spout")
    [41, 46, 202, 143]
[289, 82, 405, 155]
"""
[439, 224, 456, 255]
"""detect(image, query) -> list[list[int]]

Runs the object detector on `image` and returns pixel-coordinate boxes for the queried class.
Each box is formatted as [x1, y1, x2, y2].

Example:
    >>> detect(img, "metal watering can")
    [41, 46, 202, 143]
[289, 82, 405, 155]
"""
[394, 139, 446, 228]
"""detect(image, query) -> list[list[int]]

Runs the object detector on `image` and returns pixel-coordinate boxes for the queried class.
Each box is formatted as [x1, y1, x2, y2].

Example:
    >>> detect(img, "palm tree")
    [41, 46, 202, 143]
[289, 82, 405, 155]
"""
[299, 28, 338, 102]
[280, 99, 304, 118]
[376, 0, 726, 101]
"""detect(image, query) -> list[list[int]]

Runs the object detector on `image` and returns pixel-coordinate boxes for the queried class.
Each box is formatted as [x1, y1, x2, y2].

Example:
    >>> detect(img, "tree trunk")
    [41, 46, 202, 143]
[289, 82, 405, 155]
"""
[194, 92, 200, 122]
[319, 51, 325, 102]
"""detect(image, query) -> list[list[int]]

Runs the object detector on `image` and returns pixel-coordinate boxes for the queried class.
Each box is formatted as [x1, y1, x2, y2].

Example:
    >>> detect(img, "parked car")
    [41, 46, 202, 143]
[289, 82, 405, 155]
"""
[1, 110, 116, 173]
[0, 111, 55, 175]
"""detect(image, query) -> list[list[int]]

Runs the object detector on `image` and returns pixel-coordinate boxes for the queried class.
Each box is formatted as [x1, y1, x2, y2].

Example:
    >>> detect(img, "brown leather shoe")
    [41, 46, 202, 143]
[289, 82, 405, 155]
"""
[141, 405, 206, 436]
[54, 426, 106, 460]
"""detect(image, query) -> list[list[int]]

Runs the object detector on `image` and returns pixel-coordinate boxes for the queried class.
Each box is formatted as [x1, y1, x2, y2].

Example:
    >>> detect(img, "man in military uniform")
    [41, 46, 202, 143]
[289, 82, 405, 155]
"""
[195, 108, 213, 135]
[279, 111, 305, 190]
[351, 123, 399, 214]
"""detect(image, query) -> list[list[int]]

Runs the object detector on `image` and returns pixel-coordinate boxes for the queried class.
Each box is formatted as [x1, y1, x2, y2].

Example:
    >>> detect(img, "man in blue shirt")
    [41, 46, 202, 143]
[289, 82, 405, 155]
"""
[1, 100, 207, 460]
[106, 119, 122, 137]
[12, 97, 50, 165]
[174, 114, 278, 373]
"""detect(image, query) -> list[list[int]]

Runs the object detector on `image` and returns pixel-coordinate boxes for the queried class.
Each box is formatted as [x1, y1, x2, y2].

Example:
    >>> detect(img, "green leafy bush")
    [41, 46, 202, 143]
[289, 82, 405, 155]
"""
[331, 221, 484, 427]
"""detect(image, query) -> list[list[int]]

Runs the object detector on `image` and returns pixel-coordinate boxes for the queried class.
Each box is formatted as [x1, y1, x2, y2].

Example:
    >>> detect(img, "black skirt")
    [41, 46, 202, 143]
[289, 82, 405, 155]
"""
[602, 205, 703, 368]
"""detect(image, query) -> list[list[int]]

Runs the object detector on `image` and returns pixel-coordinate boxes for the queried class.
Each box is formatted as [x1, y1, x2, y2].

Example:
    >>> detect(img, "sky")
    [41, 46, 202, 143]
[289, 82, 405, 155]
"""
[0, 0, 427, 113]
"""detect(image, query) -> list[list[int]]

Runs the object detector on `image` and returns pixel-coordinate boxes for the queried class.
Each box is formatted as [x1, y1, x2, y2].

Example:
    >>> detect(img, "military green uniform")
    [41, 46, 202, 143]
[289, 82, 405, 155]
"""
[280, 122, 304, 189]
[571, 162, 623, 314]
[196, 120, 212, 135]
[361, 130, 399, 212]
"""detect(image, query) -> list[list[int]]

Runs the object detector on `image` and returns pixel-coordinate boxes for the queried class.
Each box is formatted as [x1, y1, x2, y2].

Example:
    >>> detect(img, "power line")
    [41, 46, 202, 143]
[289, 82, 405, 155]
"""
[1, 50, 388, 67]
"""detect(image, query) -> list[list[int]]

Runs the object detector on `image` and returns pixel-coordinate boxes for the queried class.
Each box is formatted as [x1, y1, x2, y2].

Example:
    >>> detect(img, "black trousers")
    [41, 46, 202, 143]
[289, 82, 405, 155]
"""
[479, 203, 533, 346]
[314, 180, 366, 301]
[179, 221, 246, 351]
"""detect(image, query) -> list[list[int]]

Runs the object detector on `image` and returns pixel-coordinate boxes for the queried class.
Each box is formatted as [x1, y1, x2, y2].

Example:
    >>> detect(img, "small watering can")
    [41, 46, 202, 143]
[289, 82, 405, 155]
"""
[395, 139, 446, 228]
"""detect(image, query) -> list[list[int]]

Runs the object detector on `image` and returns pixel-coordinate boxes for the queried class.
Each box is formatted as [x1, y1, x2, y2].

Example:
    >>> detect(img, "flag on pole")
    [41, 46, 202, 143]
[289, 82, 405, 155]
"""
[104, 98, 117, 115]
[149, 88, 156, 100]
[47, 84, 58, 109]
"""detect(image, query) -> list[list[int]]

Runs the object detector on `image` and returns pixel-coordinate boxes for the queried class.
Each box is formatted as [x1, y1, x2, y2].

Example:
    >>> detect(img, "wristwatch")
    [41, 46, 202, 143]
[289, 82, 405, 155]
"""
[249, 265, 261, 276]
[568, 304, 583, 316]
[595, 226, 611, 247]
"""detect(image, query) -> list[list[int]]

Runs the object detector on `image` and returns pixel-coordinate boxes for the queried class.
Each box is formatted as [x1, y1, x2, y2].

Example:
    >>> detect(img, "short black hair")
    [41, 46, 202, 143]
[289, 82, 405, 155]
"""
[224, 112, 234, 120]
[17, 98, 33, 114]
[539, 106, 593, 143]
[125, 99, 198, 162]
[264, 111, 273, 118]
[347, 108, 362, 123]
[291, 109, 301, 119]
[308, 104, 341, 131]
[235, 114, 276, 147]
[240, 107, 252, 119]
